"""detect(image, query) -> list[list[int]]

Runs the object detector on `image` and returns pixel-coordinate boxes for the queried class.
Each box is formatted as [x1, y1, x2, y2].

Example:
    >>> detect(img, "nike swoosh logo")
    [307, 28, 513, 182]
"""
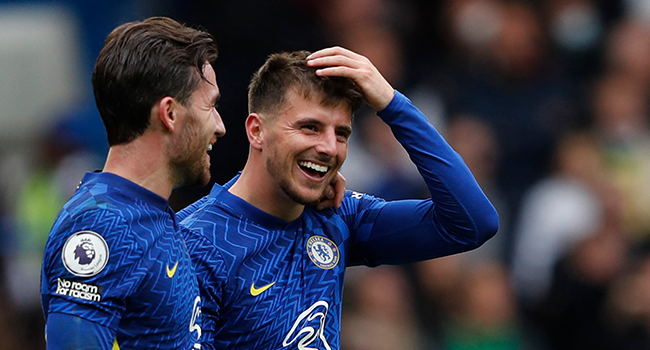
[166, 261, 179, 278]
[250, 281, 276, 296]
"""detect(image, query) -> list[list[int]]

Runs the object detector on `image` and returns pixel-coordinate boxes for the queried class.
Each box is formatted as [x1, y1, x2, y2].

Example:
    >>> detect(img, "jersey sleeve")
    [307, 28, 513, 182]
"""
[45, 312, 114, 350]
[41, 209, 147, 331]
[177, 195, 210, 222]
[345, 91, 499, 266]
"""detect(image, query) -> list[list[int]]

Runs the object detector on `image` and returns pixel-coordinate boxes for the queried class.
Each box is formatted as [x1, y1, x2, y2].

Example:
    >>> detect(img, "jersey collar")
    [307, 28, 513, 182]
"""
[80, 172, 171, 212]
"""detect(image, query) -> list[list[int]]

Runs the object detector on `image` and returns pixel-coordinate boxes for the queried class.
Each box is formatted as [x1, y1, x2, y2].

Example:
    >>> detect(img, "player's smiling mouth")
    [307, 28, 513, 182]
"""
[298, 161, 328, 179]
[208, 136, 217, 152]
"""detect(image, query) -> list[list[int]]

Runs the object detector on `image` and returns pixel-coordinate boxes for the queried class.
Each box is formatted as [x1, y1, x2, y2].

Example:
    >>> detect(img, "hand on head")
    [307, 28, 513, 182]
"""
[307, 46, 395, 111]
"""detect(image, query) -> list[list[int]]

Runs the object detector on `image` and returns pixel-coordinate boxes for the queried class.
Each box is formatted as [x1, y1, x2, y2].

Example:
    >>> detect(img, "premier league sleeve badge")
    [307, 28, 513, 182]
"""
[61, 230, 110, 277]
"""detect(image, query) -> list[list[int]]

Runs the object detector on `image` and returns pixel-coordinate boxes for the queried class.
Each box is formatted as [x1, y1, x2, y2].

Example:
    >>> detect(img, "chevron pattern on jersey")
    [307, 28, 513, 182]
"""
[180, 185, 389, 350]
[179, 91, 499, 349]
[42, 172, 201, 349]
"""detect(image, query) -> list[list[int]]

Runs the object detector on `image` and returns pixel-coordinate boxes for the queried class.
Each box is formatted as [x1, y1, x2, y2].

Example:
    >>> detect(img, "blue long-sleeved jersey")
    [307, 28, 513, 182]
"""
[179, 91, 498, 349]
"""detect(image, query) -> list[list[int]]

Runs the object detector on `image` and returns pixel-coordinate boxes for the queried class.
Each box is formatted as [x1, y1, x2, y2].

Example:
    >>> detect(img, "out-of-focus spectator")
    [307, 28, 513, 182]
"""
[414, 254, 544, 349]
[544, 0, 605, 80]
[413, 255, 467, 348]
[592, 71, 648, 145]
[606, 245, 650, 348]
[521, 128, 629, 349]
[314, 0, 408, 87]
[511, 131, 608, 308]
[534, 217, 629, 350]
[441, 260, 545, 350]
[435, 0, 581, 251]
[591, 70, 650, 242]
[342, 266, 423, 350]
[603, 18, 650, 90]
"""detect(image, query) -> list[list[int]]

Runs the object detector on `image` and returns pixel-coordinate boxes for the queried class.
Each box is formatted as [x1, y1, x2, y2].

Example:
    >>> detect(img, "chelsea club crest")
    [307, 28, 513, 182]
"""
[306, 236, 340, 269]
[62, 230, 109, 277]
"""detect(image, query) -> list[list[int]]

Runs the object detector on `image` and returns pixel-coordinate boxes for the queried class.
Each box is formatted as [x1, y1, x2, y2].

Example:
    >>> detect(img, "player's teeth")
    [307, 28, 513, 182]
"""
[208, 144, 213, 151]
[299, 161, 328, 173]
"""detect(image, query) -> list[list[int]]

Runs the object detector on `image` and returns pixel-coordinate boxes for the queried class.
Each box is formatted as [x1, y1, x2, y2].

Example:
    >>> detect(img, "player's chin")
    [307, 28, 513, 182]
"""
[303, 186, 330, 206]
[197, 156, 213, 185]
[196, 171, 211, 188]
[286, 183, 326, 207]
[198, 163, 212, 186]
[183, 164, 212, 188]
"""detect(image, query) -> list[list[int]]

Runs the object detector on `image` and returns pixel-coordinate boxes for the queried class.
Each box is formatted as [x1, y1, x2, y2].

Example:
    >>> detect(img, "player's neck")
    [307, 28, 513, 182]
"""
[229, 162, 305, 222]
[102, 135, 174, 200]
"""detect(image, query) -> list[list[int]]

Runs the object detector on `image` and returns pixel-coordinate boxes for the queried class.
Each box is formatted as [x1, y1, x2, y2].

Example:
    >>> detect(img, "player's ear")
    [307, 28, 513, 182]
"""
[156, 96, 177, 132]
[246, 113, 264, 150]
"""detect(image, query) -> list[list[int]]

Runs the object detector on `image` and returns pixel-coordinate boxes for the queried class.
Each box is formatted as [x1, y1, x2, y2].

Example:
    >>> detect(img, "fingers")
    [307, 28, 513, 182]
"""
[332, 172, 346, 209]
[307, 56, 369, 82]
[315, 188, 335, 211]
[306, 46, 394, 111]
[307, 48, 370, 77]
[314, 172, 347, 211]
[324, 186, 335, 200]
[307, 46, 360, 61]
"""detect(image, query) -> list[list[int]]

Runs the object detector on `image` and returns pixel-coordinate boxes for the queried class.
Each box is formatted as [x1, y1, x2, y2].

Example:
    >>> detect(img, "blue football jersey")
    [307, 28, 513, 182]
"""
[179, 91, 499, 349]
[41, 172, 202, 349]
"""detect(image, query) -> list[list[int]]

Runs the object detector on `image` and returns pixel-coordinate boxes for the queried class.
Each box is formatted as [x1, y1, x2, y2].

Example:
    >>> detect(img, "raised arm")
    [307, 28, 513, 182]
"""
[309, 47, 499, 265]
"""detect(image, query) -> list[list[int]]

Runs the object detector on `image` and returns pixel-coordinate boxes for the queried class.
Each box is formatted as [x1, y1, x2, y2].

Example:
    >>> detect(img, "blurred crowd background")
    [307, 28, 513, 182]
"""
[1, 0, 650, 349]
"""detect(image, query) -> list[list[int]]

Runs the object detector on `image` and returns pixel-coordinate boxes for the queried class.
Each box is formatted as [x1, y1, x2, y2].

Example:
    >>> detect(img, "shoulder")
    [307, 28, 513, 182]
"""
[179, 183, 232, 224]
[180, 197, 229, 243]
[180, 184, 247, 245]
[179, 197, 236, 277]
[49, 205, 130, 244]
[45, 196, 165, 275]
[306, 190, 387, 226]
[339, 190, 387, 214]
[44, 206, 133, 271]
[177, 194, 211, 222]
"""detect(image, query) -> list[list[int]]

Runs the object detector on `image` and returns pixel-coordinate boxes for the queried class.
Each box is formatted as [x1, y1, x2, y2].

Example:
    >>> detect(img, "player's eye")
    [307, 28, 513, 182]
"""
[336, 128, 351, 142]
[302, 125, 318, 132]
[336, 132, 350, 142]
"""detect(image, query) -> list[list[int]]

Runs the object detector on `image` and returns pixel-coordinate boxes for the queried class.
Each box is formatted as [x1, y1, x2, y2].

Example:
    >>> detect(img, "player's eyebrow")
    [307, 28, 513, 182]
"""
[294, 117, 323, 126]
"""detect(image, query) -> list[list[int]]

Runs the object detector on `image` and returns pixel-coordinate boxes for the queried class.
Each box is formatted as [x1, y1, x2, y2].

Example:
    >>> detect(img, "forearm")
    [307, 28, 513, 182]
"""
[377, 91, 499, 242]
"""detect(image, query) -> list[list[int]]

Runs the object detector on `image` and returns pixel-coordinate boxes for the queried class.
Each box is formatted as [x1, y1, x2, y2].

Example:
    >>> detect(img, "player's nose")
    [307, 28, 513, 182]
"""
[314, 129, 337, 156]
[214, 109, 226, 137]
